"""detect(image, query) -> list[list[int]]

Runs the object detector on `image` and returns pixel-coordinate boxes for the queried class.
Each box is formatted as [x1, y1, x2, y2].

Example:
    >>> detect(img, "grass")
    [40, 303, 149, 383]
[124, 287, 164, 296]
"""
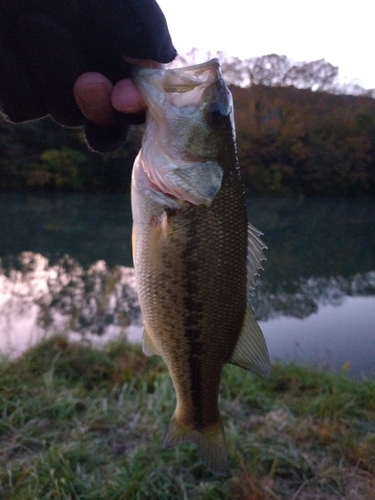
[0, 335, 374, 499]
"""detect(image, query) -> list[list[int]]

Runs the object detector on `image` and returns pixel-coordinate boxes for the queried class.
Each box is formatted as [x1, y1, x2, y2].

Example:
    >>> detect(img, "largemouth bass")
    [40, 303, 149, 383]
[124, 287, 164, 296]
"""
[131, 59, 270, 475]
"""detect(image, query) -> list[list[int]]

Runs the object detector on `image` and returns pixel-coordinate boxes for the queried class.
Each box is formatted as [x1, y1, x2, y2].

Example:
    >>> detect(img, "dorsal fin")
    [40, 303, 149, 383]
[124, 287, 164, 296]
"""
[247, 222, 267, 294]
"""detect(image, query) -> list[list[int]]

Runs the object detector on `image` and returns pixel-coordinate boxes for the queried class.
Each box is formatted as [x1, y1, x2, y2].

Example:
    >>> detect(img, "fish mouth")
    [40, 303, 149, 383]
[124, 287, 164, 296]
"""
[162, 59, 222, 92]
[131, 59, 224, 106]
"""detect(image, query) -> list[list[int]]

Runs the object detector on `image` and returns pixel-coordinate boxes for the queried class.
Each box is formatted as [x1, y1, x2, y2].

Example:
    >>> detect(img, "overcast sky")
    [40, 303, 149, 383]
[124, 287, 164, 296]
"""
[158, 0, 375, 89]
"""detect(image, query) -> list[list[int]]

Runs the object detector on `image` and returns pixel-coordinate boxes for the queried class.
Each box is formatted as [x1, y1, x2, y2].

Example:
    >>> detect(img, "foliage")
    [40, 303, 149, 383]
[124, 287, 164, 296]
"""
[1, 54, 375, 197]
[0, 117, 141, 192]
[233, 85, 375, 196]
[1, 336, 375, 499]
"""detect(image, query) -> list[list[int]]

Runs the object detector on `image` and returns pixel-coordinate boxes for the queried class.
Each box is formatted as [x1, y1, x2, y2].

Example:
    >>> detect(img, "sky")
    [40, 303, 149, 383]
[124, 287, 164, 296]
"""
[157, 0, 375, 89]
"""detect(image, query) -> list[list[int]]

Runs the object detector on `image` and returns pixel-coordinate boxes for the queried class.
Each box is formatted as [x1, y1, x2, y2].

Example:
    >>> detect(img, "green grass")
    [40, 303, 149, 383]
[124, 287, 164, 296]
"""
[0, 335, 374, 499]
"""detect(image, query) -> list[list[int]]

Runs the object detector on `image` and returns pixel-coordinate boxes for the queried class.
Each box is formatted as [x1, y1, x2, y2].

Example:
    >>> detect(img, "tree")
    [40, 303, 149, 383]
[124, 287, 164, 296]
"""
[174, 49, 364, 96]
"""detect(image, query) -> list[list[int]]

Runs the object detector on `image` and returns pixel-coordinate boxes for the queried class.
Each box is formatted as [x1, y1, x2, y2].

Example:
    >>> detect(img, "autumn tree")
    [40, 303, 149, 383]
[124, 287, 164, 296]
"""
[233, 85, 375, 196]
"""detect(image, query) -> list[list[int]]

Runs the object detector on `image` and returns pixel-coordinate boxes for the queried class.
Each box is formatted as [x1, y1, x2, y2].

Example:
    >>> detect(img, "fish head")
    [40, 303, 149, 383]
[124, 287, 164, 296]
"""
[132, 59, 236, 206]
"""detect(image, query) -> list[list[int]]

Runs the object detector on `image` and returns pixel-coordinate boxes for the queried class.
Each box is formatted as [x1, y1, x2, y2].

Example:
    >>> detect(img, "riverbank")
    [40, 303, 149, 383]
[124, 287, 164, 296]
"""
[1, 335, 374, 499]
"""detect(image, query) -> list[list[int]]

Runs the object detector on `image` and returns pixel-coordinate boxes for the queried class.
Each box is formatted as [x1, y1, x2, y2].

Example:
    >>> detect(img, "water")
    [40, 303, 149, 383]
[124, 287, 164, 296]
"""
[1, 193, 374, 378]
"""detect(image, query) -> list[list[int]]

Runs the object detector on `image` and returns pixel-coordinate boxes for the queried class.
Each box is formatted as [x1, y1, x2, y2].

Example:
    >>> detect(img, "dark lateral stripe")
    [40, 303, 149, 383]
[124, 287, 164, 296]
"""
[185, 327, 204, 425]
[181, 224, 206, 427]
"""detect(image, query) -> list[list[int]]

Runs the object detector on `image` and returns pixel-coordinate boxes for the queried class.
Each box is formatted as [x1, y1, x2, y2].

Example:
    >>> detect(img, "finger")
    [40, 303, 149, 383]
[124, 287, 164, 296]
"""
[111, 79, 147, 114]
[73, 72, 116, 127]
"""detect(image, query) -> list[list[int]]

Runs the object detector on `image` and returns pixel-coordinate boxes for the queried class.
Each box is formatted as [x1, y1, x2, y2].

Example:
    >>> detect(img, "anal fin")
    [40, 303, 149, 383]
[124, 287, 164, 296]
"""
[142, 326, 162, 357]
[228, 304, 271, 377]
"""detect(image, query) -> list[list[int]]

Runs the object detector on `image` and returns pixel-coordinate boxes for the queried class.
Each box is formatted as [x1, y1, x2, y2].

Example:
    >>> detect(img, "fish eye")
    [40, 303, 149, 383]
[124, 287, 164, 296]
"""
[206, 102, 228, 126]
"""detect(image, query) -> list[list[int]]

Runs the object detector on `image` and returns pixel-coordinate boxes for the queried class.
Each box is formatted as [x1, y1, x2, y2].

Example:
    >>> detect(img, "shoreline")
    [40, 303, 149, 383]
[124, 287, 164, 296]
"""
[1, 335, 374, 499]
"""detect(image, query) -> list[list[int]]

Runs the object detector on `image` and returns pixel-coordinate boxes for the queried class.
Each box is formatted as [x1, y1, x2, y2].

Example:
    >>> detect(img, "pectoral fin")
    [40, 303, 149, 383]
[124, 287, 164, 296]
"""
[164, 161, 223, 206]
[142, 326, 162, 357]
[228, 304, 271, 377]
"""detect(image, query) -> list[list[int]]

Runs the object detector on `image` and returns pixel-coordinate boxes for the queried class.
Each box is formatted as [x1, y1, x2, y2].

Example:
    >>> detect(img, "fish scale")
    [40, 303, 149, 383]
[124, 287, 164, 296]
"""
[131, 59, 270, 475]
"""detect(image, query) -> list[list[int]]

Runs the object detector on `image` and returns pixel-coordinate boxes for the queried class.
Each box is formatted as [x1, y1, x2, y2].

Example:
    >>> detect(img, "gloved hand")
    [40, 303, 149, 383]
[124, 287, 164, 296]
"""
[0, 0, 176, 151]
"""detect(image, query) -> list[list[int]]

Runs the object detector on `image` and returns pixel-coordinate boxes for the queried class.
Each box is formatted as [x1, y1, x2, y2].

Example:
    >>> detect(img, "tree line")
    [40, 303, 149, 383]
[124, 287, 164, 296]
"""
[0, 54, 374, 197]
[234, 84, 375, 196]
[0, 116, 141, 192]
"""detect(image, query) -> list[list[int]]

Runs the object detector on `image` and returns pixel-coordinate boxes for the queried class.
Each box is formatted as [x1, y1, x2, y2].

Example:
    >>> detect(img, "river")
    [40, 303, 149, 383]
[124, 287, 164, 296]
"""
[1, 193, 374, 379]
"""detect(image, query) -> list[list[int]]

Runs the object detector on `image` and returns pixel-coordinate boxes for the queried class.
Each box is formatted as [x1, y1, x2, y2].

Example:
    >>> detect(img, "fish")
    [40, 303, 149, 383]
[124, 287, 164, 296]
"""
[131, 59, 271, 475]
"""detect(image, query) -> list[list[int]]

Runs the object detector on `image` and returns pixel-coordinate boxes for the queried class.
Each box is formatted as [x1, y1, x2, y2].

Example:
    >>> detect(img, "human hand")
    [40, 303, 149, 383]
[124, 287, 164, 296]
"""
[0, 0, 176, 151]
[74, 73, 146, 128]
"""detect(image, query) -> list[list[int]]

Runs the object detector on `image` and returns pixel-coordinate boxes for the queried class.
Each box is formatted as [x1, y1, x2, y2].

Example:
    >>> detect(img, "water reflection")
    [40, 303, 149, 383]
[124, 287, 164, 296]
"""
[0, 252, 140, 356]
[252, 272, 375, 320]
[261, 296, 375, 379]
[246, 197, 375, 321]
[0, 194, 374, 377]
[0, 193, 134, 267]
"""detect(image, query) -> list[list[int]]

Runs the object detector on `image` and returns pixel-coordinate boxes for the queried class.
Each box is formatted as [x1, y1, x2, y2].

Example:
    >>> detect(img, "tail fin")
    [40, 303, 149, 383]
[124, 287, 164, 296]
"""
[163, 415, 228, 475]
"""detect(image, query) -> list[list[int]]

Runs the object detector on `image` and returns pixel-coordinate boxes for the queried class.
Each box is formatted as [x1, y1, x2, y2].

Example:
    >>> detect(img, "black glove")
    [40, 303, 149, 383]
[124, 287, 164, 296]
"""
[0, 0, 176, 151]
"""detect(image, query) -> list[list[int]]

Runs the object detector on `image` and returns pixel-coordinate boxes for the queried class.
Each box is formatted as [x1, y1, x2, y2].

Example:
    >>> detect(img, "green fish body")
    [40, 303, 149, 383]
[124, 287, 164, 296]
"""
[131, 59, 270, 475]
